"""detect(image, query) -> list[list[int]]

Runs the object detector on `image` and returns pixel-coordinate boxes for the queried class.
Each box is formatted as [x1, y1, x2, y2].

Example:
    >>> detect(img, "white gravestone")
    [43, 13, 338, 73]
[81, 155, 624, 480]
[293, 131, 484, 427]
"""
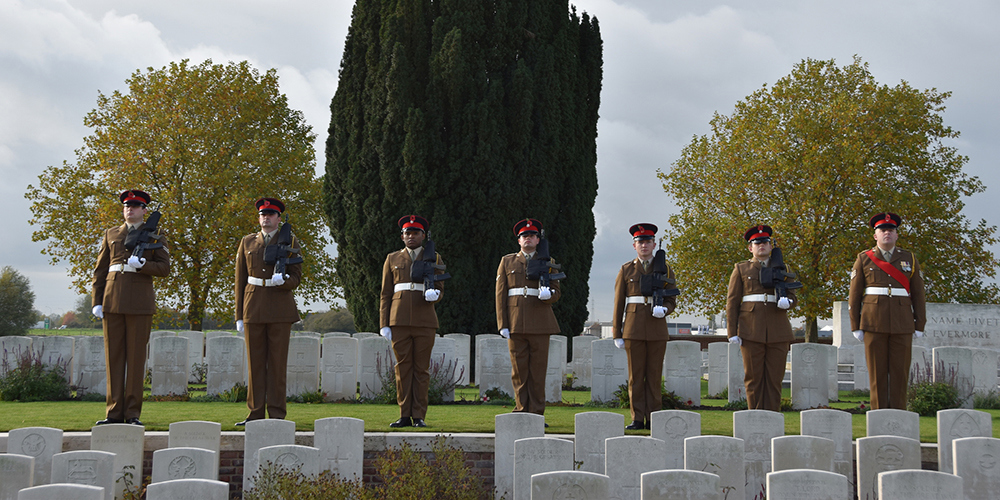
[545, 336, 566, 403]
[573, 411, 624, 474]
[707, 342, 729, 397]
[791, 343, 829, 410]
[854, 344, 869, 391]
[443, 333, 471, 386]
[321, 337, 358, 401]
[7, 426, 62, 486]
[147, 331, 176, 374]
[832, 301, 856, 364]
[733, 410, 783, 500]
[855, 435, 921, 500]
[766, 469, 849, 500]
[933, 346, 975, 409]
[167, 421, 221, 469]
[605, 436, 667, 500]
[91, 423, 144, 500]
[477, 335, 515, 401]
[825, 344, 839, 401]
[151, 336, 189, 396]
[937, 409, 992, 474]
[866, 409, 920, 441]
[494, 413, 545, 500]
[73, 336, 107, 395]
[314, 417, 364, 480]
[685, 435, 745, 500]
[663, 340, 701, 406]
[206, 336, 246, 396]
[431, 336, 457, 402]
[286, 337, 320, 397]
[0, 453, 34, 500]
[145, 478, 228, 500]
[771, 435, 835, 472]
[531, 470, 610, 500]
[243, 419, 295, 491]
[358, 336, 394, 399]
[151, 447, 218, 482]
[353, 332, 376, 339]
[512, 437, 573, 500]
[970, 348, 999, 397]
[37, 336, 74, 382]
[51, 450, 117, 500]
[0, 336, 32, 377]
[800, 409, 854, 485]
[649, 410, 700, 470]
[176, 331, 204, 383]
[877, 469, 963, 500]
[17, 484, 105, 500]
[952, 436, 1000, 500]
[590, 339, 627, 402]
[728, 342, 746, 402]
[256, 444, 320, 480]
[640, 469, 720, 500]
[571, 335, 597, 388]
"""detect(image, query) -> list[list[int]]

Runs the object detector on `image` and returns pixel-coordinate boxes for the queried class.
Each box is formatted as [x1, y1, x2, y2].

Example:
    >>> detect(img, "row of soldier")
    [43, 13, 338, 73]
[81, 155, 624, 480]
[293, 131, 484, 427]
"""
[3, 408, 997, 500]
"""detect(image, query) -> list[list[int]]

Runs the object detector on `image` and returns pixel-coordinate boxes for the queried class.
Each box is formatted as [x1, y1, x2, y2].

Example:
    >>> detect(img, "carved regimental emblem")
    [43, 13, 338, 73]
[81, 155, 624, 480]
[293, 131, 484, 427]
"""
[168, 455, 197, 479]
[67, 459, 98, 485]
[20, 433, 46, 456]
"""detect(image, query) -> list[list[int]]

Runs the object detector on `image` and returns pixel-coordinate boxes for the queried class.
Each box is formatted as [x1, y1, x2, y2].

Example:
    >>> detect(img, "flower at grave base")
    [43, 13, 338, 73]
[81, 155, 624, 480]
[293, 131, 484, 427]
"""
[481, 395, 489, 402]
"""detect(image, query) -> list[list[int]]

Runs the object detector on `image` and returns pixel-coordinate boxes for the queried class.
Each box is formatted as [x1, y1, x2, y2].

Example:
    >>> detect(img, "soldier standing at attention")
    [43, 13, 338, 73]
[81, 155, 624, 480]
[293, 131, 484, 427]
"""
[849, 212, 925, 410]
[379, 215, 445, 428]
[92, 189, 170, 426]
[234, 197, 302, 426]
[726, 224, 796, 412]
[613, 223, 677, 430]
[495, 218, 561, 419]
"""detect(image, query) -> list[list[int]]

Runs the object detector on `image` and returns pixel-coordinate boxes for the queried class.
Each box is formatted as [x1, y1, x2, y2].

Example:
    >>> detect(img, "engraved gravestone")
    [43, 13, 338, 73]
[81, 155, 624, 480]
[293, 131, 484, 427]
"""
[707, 342, 728, 397]
[728, 342, 746, 402]
[663, 340, 701, 406]
[733, 410, 783, 500]
[176, 331, 204, 383]
[37, 336, 74, 382]
[7, 426, 62, 486]
[791, 343, 828, 409]
[936, 409, 992, 474]
[431, 336, 457, 402]
[571, 335, 597, 388]
[91, 423, 145, 500]
[971, 348, 999, 397]
[855, 436, 921, 500]
[477, 335, 515, 401]
[771, 435, 835, 472]
[321, 337, 358, 401]
[640, 469, 720, 500]
[444, 333, 471, 386]
[495, 413, 545, 500]
[877, 469, 963, 499]
[0, 336, 32, 377]
[854, 344, 869, 391]
[73, 336, 106, 396]
[933, 346, 975, 409]
[685, 435, 745, 500]
[167, 421, 221, 468]
[243, 419, 295, 491]
[512, 437, 574, 500]
[151, 336, 189, 396]
[531, 470, 610, 500]
[51, 450, 117, 500]
[0, 453, 34, 500]
[824, 344, 838, 401]
[952, 436, 1000, 500]
[151, 447, 218, 482]
[256, 444, 320, 479]
[605, 436, 667, 500]
[144, 478, 229, 500]
[358, 337, 394, 399]
[206, 336, 246, 396]
[649, 410, 700, 470]
[590, 339, 627, 402]
[286, 336, 320, 397]
[866, 409, 920, 441]
[16, 484, 105, 500]
[801, 408, 854, 488]
[574, 411, 624, 474]
[767, 469, 849, 500]
[314, 417, 364, 480]
[545, 335, 566, 403]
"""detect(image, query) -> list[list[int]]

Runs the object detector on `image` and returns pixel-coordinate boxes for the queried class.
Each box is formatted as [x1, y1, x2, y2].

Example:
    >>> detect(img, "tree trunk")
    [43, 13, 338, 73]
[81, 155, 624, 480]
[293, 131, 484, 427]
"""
[804, 315, 818, 343]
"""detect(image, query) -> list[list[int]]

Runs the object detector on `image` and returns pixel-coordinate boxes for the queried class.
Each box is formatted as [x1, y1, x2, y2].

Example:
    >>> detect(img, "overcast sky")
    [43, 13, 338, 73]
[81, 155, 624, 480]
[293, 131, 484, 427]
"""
[3, 0, 997, 328]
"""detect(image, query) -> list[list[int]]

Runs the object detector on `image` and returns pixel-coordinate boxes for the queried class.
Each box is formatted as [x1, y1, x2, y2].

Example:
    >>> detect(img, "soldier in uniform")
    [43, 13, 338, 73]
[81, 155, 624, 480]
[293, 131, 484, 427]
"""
[849, 212, 925, 409]
[92, 189, 170, 426]
[379, 215, 445, 428]
[495, 218, 561, 417]
[726, 224, 796, 412]
[234, 197, 302, 425]
[613, 223, 677, 430]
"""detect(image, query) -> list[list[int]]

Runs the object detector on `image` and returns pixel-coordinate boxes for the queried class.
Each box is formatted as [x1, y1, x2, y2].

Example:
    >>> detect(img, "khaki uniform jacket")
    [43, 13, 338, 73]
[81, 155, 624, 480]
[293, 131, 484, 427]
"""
[379, 248, 445, 329]
[495, 252, 561, 334]
[726, 260, 796, 343]
[92, 223, 170, 314]
[848, 247, 926, 334]
[613, 259, 676, 340]
[235, 231, 302, 324]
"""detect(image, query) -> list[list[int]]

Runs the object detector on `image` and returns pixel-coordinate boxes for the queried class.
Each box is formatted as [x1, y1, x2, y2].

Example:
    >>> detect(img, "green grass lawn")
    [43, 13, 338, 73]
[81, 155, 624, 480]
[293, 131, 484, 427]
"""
[3, 382, 998, 441]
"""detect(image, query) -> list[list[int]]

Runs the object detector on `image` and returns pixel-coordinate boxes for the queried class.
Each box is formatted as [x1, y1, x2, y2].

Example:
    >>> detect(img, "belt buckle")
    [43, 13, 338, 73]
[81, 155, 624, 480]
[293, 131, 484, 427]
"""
[887, 288, 893, 297]
[522, 288, 528, 297]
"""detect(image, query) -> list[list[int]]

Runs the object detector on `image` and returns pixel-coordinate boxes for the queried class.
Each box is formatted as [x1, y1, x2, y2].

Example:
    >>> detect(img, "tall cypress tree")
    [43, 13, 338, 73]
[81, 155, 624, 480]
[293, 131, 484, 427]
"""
[325, 0, 602, 342]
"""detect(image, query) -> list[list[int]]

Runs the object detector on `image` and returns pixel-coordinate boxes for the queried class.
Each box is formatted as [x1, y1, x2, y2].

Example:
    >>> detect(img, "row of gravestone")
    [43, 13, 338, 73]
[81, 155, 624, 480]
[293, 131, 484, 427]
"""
[1, 407, 997, 500]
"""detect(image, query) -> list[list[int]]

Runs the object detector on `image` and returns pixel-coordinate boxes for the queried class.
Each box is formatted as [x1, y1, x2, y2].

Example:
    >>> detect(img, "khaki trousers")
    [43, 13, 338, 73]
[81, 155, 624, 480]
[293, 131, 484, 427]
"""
[625, 339, 666, 424]
[390, 326, 436, 419]
[864, 332, 913, 409]
[508, 334, 550, 415]
[103, 312, 152, 421]
[740, 339, 789, 412]
[244, 322, 291, 420]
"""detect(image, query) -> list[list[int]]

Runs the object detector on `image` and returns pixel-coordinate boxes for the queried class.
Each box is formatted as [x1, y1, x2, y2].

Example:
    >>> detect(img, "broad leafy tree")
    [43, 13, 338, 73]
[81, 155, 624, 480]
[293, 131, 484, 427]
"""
[661, 56, 998, 340]
[325, 0, 602, 338]
[0, 266, 37, 336]
[26, 59, 338, 330]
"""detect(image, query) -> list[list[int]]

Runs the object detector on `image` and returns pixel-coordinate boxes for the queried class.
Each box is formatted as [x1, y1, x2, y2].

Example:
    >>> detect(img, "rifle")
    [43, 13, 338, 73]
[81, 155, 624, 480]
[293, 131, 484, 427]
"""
[264, 216, 304, 277]
[759, 247, 803, 301]
[639, 248, 681, 308]
[123, 210, 165, 258]
[526, 238, 566, 289]
[410, 239, 450, 290]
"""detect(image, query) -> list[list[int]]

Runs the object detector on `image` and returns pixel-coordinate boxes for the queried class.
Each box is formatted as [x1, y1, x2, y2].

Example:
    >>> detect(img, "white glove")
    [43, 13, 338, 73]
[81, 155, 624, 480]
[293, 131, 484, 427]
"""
[499, 328, 510, 339]
[729, 336, 742, 346]
[380, 327, 392, 341]
[236, 320, 244, 333]
[914, 330, 923, 338]
[424, 288, 441, 302]
[853, 330, 864, 341]
[270, 272, 286, 286]
[777, 297, 791, 310]
[127, 255, 145, 269]
[92, 305, 103, 319]
[538, 286, 552, 300]
[614, 338, 624, 349]
[652, 305, 667, 318]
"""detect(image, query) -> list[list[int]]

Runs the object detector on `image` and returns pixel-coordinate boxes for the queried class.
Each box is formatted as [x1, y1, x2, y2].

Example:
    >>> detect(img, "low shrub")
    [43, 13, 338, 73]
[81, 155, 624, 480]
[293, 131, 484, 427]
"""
[481, 387, 514, 405]
[220, 382, 248, 403]
[974, 390, 1000, 410]
[0, 345, 73, 402]
[288, 389, 326, 404]
[908, 354, 966, 416]
[722, 398, 749, 411]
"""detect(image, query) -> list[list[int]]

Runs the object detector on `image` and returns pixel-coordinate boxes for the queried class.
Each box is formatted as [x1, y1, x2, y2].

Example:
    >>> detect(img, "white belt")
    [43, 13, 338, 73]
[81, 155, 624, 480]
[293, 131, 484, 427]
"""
[108, 264, 138, 273]
[394, 282, 426, 292]
[865, 286, 909, 297]
[247, 277, 279, 287]
[742, 294, 777, 303]
[626, 296, 652, 305]
[508, 287, 540, 297]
